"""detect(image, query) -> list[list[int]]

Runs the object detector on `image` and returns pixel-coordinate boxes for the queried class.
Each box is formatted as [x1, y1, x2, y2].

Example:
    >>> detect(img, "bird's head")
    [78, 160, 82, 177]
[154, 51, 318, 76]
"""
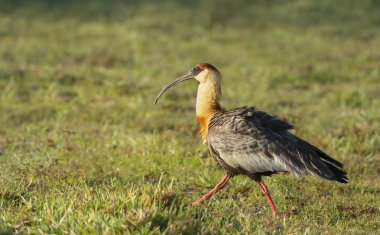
[154, 63, 221, 104]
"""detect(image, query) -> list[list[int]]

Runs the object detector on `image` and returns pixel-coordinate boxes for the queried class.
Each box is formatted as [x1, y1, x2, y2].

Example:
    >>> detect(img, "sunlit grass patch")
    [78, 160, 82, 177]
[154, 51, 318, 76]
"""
[0, 0, 379, 234]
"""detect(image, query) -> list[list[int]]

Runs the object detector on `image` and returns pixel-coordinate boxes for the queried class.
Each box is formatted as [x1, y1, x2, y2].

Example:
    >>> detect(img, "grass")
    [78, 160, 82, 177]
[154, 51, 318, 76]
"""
[0, 0, 379, 234]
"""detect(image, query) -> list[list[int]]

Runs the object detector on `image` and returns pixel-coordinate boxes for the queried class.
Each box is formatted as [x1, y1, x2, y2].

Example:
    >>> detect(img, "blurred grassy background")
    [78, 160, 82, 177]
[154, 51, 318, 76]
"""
[0, 0, 379, 234]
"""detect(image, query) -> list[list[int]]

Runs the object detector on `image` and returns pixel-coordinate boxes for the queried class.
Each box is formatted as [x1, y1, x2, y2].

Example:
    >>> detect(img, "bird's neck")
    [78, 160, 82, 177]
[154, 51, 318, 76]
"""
[196, 80, 222, 143]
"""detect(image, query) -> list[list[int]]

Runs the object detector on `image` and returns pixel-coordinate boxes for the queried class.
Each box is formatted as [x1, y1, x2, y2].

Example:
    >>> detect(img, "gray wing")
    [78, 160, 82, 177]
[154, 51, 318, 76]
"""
[207, 107, 347, 183]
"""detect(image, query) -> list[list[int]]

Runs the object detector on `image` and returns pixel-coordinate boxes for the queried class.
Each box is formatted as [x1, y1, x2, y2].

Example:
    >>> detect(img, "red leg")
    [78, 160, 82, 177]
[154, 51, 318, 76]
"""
[256, 180, 279, 216]
[191, 174, 230, 206]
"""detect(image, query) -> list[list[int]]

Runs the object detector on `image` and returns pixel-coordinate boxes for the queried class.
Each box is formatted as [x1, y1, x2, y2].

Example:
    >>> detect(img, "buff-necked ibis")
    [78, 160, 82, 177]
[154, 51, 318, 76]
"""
[154, 63, 348, 216]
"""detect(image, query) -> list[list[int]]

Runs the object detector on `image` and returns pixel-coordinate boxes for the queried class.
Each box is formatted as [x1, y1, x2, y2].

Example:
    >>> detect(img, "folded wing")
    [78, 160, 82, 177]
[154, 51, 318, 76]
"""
[207, 107, 348, 183]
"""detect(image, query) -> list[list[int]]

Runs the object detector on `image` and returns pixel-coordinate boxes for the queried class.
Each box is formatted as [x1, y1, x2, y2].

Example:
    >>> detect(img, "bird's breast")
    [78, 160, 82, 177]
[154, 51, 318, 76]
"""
[196, 116, 208, 143]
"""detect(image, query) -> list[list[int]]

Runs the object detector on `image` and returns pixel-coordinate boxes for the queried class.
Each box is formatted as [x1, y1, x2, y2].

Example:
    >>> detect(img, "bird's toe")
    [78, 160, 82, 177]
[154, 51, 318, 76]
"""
[190, 201, 202, 206]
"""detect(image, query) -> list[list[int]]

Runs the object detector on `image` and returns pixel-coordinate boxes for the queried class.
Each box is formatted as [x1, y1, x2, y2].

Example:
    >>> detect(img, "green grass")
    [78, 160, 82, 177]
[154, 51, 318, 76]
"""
[0, 0, 379, 234]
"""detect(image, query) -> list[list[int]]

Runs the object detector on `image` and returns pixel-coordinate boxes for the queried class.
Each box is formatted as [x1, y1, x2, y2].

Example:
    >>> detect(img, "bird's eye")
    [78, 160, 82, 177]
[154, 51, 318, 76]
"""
[193, 66, 201, 72]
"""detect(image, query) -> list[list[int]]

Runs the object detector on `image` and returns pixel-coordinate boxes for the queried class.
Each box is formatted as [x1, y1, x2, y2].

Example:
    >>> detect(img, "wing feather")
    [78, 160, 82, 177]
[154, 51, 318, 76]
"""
[208, 107, 348, 183]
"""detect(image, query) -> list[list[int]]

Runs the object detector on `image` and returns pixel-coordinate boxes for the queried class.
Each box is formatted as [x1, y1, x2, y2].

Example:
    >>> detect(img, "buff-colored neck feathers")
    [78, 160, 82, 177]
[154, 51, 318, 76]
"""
[195, 70, 222, 143]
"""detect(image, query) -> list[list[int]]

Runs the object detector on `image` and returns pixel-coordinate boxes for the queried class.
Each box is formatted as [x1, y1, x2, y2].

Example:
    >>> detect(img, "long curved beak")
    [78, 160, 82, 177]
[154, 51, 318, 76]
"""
[154, 72, 194, 104]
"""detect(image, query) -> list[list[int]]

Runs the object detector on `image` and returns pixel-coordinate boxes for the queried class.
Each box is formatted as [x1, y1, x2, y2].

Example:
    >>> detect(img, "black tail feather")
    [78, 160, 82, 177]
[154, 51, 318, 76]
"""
[316, 150, 348, 183]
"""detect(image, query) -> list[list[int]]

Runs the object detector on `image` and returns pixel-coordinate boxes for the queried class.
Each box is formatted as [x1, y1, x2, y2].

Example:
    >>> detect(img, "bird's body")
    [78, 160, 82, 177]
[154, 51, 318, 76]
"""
[155, 63, 347, 216]
[207, 107, 347, 182]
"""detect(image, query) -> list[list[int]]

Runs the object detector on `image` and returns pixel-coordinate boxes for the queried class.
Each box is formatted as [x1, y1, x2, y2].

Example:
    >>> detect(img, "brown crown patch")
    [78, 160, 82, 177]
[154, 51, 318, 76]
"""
[195, 63, 220, 74]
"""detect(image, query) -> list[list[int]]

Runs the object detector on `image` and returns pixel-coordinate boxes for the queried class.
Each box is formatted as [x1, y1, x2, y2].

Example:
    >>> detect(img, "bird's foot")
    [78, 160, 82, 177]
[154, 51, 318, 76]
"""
[190, 174, 230, 207]
[190, 199, 204, 206]
[273, 211, 290, 219]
